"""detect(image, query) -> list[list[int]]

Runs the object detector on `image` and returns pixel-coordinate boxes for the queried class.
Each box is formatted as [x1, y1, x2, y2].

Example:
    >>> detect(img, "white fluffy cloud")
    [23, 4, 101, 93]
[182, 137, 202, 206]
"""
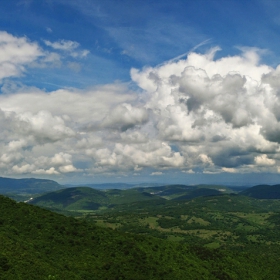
[255, 154, 275, 166]
[101, 103, 148, 131]
[0, 31, 43, 80]
[2, 32, 280, 180]
[130, 47, 280, 173]
[0, 31, 90, 84]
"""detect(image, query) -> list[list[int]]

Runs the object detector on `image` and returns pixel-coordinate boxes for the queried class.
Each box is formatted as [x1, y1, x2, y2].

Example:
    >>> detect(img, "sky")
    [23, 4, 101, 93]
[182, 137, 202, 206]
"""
[1, 0, 280, 185]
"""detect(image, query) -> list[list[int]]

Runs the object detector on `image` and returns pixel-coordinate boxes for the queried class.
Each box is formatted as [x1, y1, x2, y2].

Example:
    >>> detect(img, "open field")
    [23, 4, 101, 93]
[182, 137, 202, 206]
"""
[79, 194, 280, 248]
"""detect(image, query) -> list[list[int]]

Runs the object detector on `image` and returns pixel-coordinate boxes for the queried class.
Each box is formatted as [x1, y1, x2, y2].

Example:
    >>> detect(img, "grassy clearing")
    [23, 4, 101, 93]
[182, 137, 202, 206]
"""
[140, 217, 159, 229]
[70, 209, 96, 213]
[231, 212, 272, 225]
[187, 216, 210, 226]
[205, 242, 220, 248]
[180, 215, 189, 220]
[166, 235, 185, 242]
[185, 229, 231, 239]
[236, 223, 258, 232]
[94, 220, 122, 229]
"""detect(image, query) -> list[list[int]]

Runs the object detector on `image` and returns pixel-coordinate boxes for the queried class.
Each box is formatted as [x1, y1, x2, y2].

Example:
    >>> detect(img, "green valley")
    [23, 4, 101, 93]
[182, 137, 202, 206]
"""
[2, 194, 280, 279]
[2, 182, 280, 279]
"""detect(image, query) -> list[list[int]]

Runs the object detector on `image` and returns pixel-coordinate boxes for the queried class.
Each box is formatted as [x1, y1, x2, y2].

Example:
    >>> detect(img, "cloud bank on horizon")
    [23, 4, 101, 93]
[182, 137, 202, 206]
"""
[1, 29, 280, 184]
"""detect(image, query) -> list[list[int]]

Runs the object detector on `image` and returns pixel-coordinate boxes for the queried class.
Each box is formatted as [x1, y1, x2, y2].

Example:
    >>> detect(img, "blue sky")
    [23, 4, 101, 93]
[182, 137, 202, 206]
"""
[2, 0, 280, 88]
[1, 0, 280, 185]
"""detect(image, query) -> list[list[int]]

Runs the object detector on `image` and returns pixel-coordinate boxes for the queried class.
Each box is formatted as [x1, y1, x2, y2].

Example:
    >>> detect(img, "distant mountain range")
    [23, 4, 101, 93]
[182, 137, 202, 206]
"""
[28, 184, 237, 211]
[1, 176, 280, 210]
[29, 186, 164, 211]
[240, 184, 280, 199]
[65, 182, 163, 190]
[28, 183, 280, 212]
[64, 183, 134, 190]
[0, 177, 63, 194]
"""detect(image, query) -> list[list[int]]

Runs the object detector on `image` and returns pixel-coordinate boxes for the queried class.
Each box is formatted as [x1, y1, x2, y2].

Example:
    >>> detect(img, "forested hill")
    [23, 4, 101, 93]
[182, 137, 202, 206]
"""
[1, 195, 280, 279]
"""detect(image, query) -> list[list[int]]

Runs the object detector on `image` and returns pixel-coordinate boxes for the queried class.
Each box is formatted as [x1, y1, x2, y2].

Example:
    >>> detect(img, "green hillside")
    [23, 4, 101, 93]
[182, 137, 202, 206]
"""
[1, 194, 280, 279]
[29, 186, 164, 211]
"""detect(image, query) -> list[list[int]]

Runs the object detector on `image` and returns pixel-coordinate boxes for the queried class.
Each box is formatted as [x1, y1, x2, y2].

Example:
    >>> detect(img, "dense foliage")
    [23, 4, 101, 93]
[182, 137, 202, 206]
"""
[1, 194, 280, 279]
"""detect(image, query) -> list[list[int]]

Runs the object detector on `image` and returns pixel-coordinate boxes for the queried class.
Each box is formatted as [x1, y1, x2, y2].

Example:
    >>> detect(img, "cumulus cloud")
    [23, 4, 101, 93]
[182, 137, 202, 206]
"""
[254, 154, 275, 166]
[101, 103, 149, 131]
[33, 167, 60, 175]
[59, 165, 81, 173]
[0, 31, 43, 80]
[222, 167, 237, 173]
[120, 131, 148, 144]
[51, 153, 72, 166]
[2, 34, 280, 180]
[129, 46, 280, 174]
[0, 109, 74, 149]
[16, 110, 76, 143]
[12, 164, 35, 174]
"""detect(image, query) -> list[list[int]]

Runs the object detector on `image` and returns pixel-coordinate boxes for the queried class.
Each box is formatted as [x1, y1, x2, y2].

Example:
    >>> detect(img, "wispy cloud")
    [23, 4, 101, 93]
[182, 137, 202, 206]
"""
[151, 172, 163, 176]
[44, 39, 89, 58]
